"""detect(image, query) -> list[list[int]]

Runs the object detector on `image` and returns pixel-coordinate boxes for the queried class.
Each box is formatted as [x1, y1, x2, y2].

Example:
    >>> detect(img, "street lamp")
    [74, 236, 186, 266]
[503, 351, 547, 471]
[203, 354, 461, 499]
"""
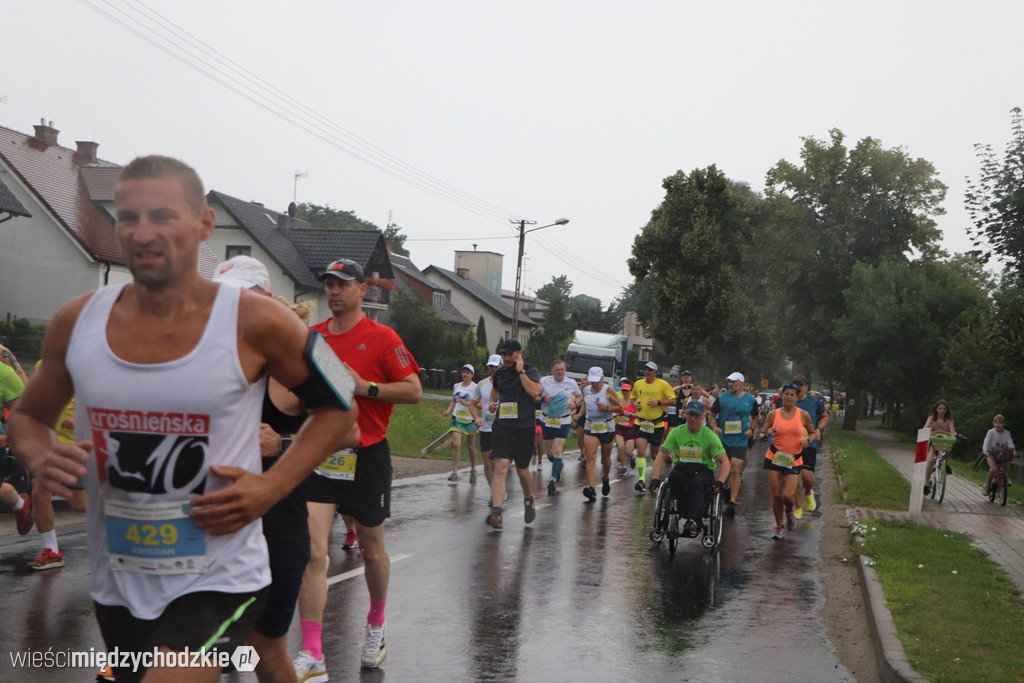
[510, 217, 570, 340]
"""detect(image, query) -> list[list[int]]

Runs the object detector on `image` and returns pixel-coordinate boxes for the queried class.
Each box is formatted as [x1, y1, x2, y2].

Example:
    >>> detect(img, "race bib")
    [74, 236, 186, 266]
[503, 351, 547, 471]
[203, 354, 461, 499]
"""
[589, 421, 610, 433]
[724, 420, 742, 434]
[639, 420, 657, 434]
[666, 406, 678, 416]
[614, 414, 632, 426]
[316, 449, 357, 480]
[772, 450, 797, 468]
[104, 499, 206, 575]
[454, 405, 473, 423]
[499, 402, 519, 419]
[545, 416, 563, 428]
[678, 446, 703, 463]
[535, 409, 543, 420]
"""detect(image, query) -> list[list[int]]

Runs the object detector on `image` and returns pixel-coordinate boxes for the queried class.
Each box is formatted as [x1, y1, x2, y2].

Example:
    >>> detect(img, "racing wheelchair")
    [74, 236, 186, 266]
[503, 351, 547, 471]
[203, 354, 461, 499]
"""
[649, 475, 724, 554]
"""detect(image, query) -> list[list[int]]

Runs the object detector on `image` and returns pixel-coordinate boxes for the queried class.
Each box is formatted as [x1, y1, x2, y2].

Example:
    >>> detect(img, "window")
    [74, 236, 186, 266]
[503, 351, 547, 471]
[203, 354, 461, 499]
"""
[432, 292, 445, 310]
[226, 245, 251, 259]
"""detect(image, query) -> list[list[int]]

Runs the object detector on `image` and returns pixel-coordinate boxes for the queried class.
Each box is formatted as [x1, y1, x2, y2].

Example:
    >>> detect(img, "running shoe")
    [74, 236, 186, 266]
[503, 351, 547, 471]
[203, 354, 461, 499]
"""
[982, 483, 991, 496]
[292, 650, 328, 683]
[447, 471, 459, 482]
[469, 469, 477, 484]
[726, 501, 737, 516]
[618, 466, 628, 477]
[28, 548, 64, 571]
[578, 452, 585, 462]
[341, 530, 358, 550]
[96, 665, 115, 682]
[583, 486, 597, 502]
[524, 497, 536, 524]
[923, 484, 931, 495]
[14, 493, 32, 536]
[634, 480, 646, 493]
[786, 510, 796, 530]
[486, 511, 503, 529]
[772, 525, 785, 540]
[806, 491, 817, 512]
[629, 456, 636, 469]
[794, 506, 804, 520]
[361, 621, 387, 669]
[547, 480, 556, 495]
[601, 479, 610, 496]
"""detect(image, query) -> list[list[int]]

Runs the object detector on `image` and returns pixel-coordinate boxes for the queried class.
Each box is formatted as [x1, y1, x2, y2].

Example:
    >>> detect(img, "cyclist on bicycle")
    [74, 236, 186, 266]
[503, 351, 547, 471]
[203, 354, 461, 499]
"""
[650, 400, 730, 538]
[923, 399, 957, 495]
[982, 414, 1015, 496]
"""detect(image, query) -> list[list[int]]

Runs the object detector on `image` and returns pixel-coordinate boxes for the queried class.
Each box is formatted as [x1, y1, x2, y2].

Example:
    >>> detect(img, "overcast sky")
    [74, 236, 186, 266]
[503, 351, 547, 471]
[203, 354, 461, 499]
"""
[3, 1, 1020, 305]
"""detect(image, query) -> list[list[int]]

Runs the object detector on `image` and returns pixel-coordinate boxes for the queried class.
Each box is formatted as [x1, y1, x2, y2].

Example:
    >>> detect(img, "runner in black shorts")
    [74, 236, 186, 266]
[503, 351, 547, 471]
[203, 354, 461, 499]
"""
[486, 339, 541, 530]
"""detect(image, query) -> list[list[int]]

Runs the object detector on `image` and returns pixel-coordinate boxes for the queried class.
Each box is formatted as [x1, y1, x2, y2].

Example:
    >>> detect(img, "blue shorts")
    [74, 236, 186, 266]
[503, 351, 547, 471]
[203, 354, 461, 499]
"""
[542, 422, 571, 440]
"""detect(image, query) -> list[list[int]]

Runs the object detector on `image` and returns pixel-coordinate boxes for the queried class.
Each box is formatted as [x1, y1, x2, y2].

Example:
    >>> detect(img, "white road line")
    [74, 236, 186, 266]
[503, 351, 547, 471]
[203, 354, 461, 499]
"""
[327, 553, 411, 586]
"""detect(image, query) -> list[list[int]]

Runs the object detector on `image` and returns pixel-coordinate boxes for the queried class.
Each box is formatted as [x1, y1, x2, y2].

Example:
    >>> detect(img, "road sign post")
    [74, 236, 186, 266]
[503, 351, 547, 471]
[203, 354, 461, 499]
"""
[909, 427, 930, 522]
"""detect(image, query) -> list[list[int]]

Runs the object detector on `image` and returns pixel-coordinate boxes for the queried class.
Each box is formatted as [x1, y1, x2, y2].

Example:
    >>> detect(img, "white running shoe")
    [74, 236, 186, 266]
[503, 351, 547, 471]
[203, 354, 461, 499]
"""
[772, 525, 785, 540]
[361, 621, 387, 669]
[292, 650, 328, 683]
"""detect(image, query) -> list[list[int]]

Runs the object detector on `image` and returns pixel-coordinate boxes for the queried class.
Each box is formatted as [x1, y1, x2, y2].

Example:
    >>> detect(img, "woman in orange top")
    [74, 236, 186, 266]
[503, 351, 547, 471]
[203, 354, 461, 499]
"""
[759, 382, 815, 540]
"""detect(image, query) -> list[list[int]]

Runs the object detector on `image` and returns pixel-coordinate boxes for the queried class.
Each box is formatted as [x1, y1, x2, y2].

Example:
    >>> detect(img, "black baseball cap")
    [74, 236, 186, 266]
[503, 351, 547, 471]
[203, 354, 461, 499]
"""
[319, 258, 365, 283]
[500, 339, 522, 354]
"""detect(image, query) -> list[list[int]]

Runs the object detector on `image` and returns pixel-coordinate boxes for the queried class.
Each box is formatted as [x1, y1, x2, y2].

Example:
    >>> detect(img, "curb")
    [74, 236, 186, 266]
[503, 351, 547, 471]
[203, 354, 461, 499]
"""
[856, 553, 929, 682]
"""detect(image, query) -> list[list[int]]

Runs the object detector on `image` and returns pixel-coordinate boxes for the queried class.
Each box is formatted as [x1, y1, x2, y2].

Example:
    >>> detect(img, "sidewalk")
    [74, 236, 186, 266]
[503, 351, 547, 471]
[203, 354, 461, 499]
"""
[848, 421, 1024, 596]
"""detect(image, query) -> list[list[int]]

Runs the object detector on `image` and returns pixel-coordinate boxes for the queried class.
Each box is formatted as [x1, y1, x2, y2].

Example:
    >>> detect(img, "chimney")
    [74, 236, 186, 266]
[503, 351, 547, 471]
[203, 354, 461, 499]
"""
[33, 118, 59, 145]
[457, 267, 469, 279]
[385, 243, 393, 256]
[277, 214, 292, 236]
[75, 140, 99, 163]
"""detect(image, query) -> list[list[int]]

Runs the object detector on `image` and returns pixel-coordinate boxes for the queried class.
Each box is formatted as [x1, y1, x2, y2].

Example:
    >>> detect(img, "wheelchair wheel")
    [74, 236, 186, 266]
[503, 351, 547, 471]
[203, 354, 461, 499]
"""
[702, 488, 723, 549]
[649, 484, 670, 545]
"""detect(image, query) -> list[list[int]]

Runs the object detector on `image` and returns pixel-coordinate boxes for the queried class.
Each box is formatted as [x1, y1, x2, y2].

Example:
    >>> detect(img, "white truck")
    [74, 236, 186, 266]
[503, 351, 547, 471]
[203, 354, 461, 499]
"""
[563, 330, 628, 382]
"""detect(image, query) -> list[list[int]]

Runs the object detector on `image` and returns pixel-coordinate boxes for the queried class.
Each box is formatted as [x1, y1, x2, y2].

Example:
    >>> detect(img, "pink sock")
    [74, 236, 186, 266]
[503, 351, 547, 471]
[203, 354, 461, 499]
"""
[367, 599, 387, 627]
[301, 621, 323, 660]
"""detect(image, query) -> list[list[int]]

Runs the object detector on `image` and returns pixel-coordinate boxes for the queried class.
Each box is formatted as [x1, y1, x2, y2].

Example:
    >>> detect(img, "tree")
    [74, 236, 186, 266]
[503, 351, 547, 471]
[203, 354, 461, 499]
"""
[525, 291, 574, 370]
[386, 290, 447, 368]
[383, 221, 410, 257]
[759, 129, 947, 390]
[628, 166, 763, 363]
[535, 275, 572, 302]
[965, 107, 1024, 270]
[475, 315, 488, 351]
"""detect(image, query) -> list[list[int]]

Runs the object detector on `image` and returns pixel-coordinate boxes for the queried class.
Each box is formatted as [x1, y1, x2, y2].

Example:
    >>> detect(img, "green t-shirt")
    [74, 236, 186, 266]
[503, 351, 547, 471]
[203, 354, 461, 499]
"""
[0, 362, 24, 408]
[662, 424, 725, 470]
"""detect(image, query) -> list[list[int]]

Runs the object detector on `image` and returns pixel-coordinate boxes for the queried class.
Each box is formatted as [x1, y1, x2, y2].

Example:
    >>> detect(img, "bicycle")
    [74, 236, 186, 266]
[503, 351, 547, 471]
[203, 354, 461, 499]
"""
[987, 446, 1015, 507]
[649, 478, 724, 554]
[927, 432, 959, 504]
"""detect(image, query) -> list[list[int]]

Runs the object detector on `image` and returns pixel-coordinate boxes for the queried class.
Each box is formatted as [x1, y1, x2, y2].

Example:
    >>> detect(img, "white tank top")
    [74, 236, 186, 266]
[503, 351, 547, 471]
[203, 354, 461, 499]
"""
[67, 283, 270, 619]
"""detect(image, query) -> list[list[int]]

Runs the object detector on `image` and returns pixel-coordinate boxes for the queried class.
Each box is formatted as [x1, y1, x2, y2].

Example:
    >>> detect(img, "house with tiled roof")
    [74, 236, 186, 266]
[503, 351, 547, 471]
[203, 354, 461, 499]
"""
[387, 253, 473, 334]
[423, 264, 537, 350]
[207, 191, 395, 321]
[0, 120, 219, 325]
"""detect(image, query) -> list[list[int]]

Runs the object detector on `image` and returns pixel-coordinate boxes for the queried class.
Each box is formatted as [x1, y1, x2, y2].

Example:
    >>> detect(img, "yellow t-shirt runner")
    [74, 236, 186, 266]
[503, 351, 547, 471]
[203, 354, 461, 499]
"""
[631, 377, 676, 431]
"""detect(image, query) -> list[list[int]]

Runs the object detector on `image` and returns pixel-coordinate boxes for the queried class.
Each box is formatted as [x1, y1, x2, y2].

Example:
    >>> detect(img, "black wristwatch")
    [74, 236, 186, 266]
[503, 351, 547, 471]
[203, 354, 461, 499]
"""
[368, 382, 379, 398]
[279, 436, 293, 453]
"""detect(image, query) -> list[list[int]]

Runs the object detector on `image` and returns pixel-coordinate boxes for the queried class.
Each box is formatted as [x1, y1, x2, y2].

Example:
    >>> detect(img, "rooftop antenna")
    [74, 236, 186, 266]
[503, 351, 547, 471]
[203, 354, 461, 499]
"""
[293, 170, 308, 205]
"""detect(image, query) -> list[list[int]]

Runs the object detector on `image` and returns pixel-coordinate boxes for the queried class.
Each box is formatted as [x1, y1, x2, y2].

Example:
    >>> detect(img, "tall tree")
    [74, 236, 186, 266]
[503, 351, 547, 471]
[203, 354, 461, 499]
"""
[628, 166, 762, 362]
[536, 275, 573, 302]
[965, 107, 1024, 270]
[759, 129, 946, 382]
[476, 315, 488, 351]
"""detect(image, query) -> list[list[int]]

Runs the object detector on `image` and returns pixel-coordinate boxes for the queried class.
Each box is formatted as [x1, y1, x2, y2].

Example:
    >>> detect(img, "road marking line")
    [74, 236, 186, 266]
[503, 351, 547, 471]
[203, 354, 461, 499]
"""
[327, 553, 411, 586]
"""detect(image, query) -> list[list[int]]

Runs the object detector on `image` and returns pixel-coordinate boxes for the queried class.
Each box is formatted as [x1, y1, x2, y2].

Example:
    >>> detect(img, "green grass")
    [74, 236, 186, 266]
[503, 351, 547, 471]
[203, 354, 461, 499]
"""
[387, 398, 580, 459]
[830, 428, 911, 509]
[857, 519, 1024, 682]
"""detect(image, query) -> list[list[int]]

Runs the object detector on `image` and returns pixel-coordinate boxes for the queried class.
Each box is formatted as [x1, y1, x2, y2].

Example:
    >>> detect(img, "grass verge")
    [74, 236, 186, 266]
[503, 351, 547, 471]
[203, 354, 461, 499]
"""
[830, 428, 910, 509]
[856, 519, 1024, 682]
[387, 399, 580, 459]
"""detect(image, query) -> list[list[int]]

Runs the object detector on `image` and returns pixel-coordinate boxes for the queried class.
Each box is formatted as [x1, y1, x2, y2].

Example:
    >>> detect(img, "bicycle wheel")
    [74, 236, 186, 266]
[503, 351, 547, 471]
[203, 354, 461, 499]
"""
[934, 458, 947, 503]
[928, 469, 937, 500]
[989, 478, 997, 502]
[650, 484, 669, 544]
[702, 488, 723, 550]
[1000, 474, 1008, 507]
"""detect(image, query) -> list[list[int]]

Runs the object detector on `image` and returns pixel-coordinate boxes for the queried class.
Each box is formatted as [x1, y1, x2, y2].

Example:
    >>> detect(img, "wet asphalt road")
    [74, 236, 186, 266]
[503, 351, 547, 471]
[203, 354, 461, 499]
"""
[0, 442, 854, 682]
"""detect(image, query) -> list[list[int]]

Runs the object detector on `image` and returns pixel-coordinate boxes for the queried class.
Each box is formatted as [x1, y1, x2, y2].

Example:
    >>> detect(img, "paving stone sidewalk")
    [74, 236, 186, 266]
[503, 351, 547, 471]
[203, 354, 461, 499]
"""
[847, 421, 1024, 597]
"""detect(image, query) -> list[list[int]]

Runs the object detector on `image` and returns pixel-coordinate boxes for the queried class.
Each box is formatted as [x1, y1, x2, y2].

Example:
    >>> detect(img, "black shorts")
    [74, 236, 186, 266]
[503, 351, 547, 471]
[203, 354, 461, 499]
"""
[800, 446, 818, 471]
[255, 536, 310, 638]
[541, 422, 572, 440]
[636, 426, 666, 448]
[491, 422, 535, 470]
[95, 588, 268, 683]
[300, 439, 392, 527]
[585, 426, 616, 444]
[479, 431, 493, 452]
[725, 445, 747, 462]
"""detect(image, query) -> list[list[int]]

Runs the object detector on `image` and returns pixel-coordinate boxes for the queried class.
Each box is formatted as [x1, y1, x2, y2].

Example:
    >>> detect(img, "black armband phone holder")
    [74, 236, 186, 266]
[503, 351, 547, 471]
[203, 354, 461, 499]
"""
[290, 331, 356, 410]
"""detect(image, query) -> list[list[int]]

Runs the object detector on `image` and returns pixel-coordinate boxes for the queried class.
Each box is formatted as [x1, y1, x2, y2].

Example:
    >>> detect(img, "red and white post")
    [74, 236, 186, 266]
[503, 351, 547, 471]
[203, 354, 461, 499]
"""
[909, 427, 930, 522]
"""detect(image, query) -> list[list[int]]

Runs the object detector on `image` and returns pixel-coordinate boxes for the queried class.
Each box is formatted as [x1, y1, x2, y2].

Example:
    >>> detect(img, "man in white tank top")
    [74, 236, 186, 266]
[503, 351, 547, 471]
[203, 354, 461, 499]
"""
[9, 155, 358, 683]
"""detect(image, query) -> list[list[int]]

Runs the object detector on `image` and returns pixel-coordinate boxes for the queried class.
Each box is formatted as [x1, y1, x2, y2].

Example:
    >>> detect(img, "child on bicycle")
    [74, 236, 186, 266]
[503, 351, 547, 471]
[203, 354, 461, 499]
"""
[923, 399, 957, 495]
[982, 414, 1016, 496]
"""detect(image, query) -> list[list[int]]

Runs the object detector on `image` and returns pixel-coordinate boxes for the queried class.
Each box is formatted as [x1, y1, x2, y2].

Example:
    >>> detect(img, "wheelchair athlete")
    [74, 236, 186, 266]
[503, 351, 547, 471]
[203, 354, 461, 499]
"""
[650, 399, 730, 537]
